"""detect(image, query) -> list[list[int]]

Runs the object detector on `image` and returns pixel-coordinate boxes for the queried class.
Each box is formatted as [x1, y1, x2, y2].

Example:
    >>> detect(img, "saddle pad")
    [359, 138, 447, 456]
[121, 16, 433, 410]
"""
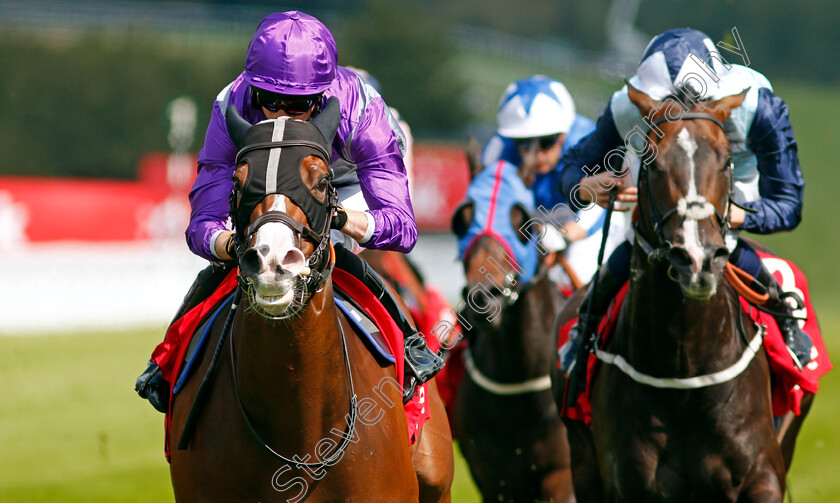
[559, 253, 832, 425]
[334, 288, 395, 364]
[172, 292, 236, 395]
[151, 266, 435, 461]
[331, 267, 437, 444]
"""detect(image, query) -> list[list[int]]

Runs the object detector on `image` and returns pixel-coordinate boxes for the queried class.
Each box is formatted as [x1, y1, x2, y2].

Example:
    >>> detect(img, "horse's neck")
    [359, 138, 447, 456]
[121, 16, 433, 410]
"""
[473, 278, 562, 381]
[234, 281, 350, 447]
[621, 255, 743, 376]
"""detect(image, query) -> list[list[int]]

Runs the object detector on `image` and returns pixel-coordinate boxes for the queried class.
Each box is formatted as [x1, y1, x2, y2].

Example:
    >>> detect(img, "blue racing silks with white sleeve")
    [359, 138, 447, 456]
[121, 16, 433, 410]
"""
[557, 31, 804, 235]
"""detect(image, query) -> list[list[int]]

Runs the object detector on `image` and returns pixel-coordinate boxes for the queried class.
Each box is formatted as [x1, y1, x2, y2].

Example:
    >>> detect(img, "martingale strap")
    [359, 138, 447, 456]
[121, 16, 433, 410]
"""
[230, 318, 359, 470]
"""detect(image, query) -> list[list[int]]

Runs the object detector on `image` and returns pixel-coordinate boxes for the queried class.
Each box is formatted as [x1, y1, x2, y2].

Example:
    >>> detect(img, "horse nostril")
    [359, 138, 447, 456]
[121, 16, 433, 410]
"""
[239, 247, 264, 278]
[279, 248, 306, 276]
[668, 246, 694, 272]
[708, 246, 730, 273]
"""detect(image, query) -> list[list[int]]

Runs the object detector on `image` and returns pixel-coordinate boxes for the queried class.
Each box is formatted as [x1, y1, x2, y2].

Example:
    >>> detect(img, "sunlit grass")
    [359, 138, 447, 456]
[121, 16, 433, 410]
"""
[0, 328, 480, 502]
[0, 310, 837, 502]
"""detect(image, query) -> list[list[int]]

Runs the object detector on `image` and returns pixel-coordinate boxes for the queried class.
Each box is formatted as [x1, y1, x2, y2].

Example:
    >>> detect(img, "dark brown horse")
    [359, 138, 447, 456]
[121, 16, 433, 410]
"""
[450, 152, 574, 502]
[551, 85, 813, 502]
[169, 101, 454, 502]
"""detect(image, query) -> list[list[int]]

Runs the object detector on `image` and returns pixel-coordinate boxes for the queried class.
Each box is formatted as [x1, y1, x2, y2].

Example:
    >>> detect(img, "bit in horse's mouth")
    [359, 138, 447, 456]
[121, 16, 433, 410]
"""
[255, 289, 294, 307]
[681, 283, 717, 301]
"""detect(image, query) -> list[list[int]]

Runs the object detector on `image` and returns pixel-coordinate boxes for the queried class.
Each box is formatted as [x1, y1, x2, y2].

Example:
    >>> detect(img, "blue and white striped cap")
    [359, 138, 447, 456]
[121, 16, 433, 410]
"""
[636, 28, 724, 100]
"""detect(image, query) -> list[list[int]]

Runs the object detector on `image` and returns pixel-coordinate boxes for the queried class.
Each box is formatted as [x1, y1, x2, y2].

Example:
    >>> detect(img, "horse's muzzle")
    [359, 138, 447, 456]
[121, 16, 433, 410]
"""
[240, 243, 306, 315]
[667, 244, 729, 300]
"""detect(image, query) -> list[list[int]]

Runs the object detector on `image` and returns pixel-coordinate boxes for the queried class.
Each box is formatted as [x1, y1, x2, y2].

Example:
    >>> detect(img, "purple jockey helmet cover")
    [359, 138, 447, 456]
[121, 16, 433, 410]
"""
[244, 11, 337, 95]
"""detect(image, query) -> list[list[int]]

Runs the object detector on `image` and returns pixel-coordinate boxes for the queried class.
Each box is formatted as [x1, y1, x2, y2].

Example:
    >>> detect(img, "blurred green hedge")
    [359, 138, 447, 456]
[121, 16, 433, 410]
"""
[0, 1, 467, 180]
[0, 29, 243, 179]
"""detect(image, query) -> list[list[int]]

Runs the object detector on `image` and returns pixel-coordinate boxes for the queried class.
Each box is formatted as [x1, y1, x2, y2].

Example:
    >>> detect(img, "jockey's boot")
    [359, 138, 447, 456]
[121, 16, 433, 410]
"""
[756, 266, 813, 369]
[558, 266, 625, 376]
[333, 245, 445, 403]
[135, 360, 169, 413]
[135, 263, 231, 412]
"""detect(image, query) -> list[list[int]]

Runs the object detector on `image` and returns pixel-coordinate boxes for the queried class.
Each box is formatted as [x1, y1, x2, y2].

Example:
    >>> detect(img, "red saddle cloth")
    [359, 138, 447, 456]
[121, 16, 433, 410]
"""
[559, 252, 832, 425]
[151, 267, 435, 461]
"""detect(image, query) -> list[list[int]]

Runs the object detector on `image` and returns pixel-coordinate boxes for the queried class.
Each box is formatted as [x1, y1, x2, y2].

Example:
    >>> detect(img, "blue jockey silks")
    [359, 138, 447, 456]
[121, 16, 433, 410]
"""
[457, 161, 539, 284]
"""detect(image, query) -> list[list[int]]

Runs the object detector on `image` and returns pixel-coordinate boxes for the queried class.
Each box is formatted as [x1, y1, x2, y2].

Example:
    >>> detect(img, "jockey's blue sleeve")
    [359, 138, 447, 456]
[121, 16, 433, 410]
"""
[558, 104, 623, 212]
[741, 88, 805, 234]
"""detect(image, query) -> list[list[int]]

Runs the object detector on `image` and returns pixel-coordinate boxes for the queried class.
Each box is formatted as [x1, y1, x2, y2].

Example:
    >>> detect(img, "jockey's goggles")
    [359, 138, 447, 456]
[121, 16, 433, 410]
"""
[251, 87, 323, 116]
[514, 133, 560, 151]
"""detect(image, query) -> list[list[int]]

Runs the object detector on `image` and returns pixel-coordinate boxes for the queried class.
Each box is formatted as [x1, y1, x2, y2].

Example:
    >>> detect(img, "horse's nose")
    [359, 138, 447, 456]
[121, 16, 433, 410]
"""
[668, 245, 703, 276]
[278, 247, 306, 277]
[240, 244, 270, 278]
[705, 245, 730, 275]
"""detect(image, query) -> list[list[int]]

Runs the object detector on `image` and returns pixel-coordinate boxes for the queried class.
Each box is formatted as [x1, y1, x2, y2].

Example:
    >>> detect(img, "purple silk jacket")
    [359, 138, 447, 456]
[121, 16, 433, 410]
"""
[187, 66, 417, 261]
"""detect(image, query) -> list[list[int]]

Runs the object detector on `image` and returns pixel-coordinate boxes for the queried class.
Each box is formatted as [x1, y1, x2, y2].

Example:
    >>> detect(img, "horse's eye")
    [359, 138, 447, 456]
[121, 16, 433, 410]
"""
[317, 176, 330, 192]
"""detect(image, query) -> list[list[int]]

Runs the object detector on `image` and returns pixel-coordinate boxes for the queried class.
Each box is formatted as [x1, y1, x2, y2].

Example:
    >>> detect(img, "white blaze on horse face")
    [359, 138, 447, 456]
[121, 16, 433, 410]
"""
[253, 195, 307, 282]
[675, 127, 707, 273]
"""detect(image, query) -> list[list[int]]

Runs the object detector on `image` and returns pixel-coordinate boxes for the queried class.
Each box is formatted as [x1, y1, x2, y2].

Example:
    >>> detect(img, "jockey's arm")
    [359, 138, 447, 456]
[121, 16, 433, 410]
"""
[186, 96, 240, 262]
[348, 97, 418, 253]
[737, 88, 805, 234]
[336, 208, 372, 244]
[558, 105, 637, 212]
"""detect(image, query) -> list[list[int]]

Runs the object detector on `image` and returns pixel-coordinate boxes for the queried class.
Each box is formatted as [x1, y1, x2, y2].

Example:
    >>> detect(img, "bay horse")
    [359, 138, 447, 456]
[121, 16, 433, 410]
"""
[168, 98, 454, 502]
[551, 85, 813, 502]
[451, 154, 574, 502]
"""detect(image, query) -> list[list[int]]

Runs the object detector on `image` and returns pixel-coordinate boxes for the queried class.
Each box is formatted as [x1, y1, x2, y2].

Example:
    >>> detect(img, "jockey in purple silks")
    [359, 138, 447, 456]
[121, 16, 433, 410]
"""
[136, 11, 443, 412]
[558, 28, 812, 376]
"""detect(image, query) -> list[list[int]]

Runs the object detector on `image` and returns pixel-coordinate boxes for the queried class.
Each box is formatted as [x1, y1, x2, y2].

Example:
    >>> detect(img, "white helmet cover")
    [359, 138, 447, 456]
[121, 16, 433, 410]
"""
[497, 75, 575, 138]
[635, 28, 723, 100]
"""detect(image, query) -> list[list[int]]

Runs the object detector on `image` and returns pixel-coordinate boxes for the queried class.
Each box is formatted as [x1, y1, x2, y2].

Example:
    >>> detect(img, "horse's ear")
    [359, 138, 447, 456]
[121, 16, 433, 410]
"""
[311, 96, 340, 147]
[451, 200, 475, 238]
[626, 81, 659, 118]
[225, 106, 251, 150]
[465, 136, 484, 180]
[705, 87, 750, 122]
[510, 204, 534, 244]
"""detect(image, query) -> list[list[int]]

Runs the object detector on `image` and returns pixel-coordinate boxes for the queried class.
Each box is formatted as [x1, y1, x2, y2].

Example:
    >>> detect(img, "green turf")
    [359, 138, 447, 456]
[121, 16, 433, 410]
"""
[0, 313, 837, 502]
[0, 328, 479, 502]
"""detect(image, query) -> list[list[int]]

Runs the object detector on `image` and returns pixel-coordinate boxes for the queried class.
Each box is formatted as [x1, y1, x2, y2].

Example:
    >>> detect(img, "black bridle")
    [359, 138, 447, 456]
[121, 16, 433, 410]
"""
[634, 112, 735, 264]
[461, 235, 551, 309]
[228, 176, 338, 316]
